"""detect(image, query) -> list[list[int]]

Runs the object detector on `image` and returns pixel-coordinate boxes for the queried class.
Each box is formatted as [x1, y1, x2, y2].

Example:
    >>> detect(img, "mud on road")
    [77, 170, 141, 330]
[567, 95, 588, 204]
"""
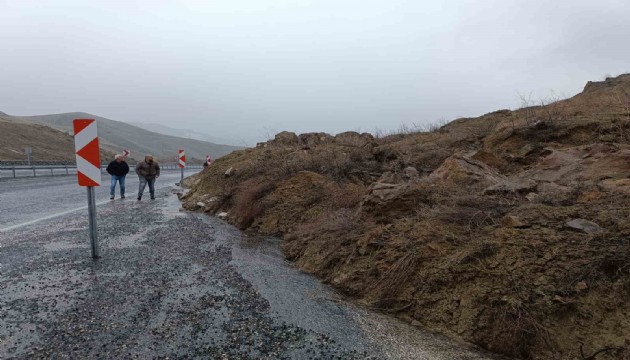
[0, 184, 495, 359]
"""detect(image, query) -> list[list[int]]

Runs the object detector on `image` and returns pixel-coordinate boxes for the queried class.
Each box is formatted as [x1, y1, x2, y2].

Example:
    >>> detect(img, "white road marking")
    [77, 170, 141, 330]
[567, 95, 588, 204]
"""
[0, 172, 189, 233]
[0, 193, 145, 232]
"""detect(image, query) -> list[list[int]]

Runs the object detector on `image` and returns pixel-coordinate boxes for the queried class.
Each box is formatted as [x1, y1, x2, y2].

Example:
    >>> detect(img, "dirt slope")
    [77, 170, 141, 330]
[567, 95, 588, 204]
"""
[181, 74, 630, 359]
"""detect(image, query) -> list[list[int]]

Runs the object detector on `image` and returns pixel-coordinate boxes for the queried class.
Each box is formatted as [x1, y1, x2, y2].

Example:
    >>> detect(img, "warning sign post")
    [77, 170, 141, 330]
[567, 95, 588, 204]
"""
[178, 149, 186, 182]
[73, 119, 101, 259]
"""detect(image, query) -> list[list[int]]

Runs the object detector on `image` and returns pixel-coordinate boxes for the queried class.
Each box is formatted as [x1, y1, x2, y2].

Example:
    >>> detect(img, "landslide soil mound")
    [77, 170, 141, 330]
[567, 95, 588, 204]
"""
[182, 75, 630, 359]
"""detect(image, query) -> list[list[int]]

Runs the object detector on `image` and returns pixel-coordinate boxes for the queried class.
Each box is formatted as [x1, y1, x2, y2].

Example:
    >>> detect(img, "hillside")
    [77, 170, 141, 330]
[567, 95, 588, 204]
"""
[0, 116, 114, 162]
[181, 74, 630, 359]
[4, 112, 240, 162]
[129, 122, 241, 147]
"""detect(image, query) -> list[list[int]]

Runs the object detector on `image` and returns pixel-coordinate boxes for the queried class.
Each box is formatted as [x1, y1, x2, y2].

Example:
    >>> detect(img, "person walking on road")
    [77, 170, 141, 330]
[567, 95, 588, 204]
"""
[106, 154, 130, 200]
[136, 154, 160, 201]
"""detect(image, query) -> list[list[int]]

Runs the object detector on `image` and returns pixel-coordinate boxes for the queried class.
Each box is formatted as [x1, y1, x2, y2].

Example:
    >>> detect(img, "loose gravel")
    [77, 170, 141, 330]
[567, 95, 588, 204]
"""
[0, 184, 497, 359]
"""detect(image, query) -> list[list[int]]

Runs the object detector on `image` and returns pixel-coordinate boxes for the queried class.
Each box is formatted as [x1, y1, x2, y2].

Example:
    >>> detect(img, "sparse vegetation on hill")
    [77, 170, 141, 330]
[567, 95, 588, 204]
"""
[0, 117, 114, 162]
[1, 111, 240, 162]
[182, 75, 630, 359]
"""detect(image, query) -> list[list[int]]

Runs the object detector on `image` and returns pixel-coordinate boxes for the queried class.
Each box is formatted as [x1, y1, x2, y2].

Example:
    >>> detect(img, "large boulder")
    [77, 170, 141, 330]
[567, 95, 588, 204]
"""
[274, 131, 299, 145]
[298, 132, 334, 148]
[429, 153, 505, 187]
[521, 144, 629, 186]
[334, 131, 376, 147]
[565, 218, 605, 234]
[359, 181, 435, 218]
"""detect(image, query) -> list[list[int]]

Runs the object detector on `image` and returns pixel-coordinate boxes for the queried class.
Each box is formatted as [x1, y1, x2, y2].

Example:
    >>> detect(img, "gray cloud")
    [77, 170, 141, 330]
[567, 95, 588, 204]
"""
[1, 0, 629, 145]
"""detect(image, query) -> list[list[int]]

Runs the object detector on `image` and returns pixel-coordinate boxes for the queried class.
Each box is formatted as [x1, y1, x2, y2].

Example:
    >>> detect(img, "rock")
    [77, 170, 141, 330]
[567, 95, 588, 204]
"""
[525, 192, 541, 202]
[599, 178, 630, 195]
[537, 182, 573, 204]
[501, 215, 528, 228]
[429, 153, 505, 187]
[273, 131, 299, 145]
[376, 171, 402, 184]
[372, 146, 400, 162]
[368, 182, 407, 202]
[518, 143, 544, 158]
[519, 144, 628, 187]
[565, 218, 605, 234]
[298, 132, 333, 148]
[484, 179, 537, 195]
[402, 166, 419, 180]
[575, 281, 588, 292]
[553, 295, 567, 303]
[224, 167, 234, 177]
[334, 131, 375, 147]
[217, 212, 228, 219]
[411, 320, 422, 327]
[196, 202, 205, 208]
[359, 182, 435, 217]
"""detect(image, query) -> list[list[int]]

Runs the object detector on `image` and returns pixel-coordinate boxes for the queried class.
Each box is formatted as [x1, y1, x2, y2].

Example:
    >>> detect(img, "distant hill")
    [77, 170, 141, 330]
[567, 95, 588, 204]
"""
[0, 115, 117, 162]
[3, 112, 241, 162]
[129, 122, 243, 147]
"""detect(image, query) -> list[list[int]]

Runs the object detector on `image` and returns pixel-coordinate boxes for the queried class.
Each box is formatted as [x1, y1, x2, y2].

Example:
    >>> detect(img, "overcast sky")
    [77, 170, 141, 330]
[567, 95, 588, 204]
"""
[1, 0, 629, 145]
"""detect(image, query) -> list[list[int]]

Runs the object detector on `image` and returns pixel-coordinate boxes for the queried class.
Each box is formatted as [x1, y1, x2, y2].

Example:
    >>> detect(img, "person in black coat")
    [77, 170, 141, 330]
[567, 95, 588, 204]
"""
[106, 154, 130, 200]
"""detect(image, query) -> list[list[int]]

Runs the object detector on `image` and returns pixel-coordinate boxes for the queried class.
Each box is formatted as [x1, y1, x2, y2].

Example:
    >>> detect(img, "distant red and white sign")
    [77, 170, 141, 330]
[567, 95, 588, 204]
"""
[73, 119, 101, 186]
[178, 150, 186, 168]
[122, 149, 130, 157]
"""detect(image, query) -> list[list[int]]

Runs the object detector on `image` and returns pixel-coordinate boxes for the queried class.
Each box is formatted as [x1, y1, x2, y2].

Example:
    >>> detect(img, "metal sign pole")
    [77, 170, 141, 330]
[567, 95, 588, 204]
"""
[25, 147, 32, 166]
[86, 186, 100, 258]
[181, 167, 184, 181]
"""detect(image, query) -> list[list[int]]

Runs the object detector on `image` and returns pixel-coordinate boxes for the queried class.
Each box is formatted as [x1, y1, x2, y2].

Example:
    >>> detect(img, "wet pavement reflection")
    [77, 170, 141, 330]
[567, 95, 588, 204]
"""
[0, 177, 496, 359]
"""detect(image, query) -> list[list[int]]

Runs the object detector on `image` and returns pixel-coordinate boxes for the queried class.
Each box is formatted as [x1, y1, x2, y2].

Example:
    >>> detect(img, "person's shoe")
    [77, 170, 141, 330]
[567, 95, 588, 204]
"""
[121, 195, 125, 199]
[137, 196, 141, 201]
[110, 196, 115, 200]
[150, 197, 155, 200]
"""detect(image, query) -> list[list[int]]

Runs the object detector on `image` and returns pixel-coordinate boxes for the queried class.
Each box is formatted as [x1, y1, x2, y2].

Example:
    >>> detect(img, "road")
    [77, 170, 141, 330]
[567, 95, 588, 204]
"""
[0, 170, 191, 230]
[0, 173, 497, 359]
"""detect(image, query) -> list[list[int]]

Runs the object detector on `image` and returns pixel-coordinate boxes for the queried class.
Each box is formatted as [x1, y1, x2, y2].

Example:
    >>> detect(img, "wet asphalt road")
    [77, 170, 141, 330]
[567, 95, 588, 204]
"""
[0, 170, 191, 230]
[0, 174, 496, 359]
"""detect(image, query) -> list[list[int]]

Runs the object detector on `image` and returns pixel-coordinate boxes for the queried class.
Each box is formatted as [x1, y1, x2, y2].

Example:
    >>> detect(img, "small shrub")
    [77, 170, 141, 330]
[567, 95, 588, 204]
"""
[232, 180, 275, 229]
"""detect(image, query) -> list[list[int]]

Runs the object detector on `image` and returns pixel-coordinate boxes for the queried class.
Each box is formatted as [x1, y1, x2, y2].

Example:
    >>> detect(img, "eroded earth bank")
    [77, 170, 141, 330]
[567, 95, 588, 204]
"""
[182, 75, 630, 359]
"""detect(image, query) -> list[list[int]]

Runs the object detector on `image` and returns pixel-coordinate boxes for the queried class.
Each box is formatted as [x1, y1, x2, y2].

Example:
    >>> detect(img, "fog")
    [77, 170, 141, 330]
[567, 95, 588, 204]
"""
[1, 0, 629, 145]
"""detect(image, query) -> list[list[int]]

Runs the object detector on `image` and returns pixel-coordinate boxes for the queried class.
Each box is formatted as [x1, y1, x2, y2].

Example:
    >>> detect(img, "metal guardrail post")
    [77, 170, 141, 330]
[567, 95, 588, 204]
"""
[32, 167, 36, 177]
[65, 165, 69, 175]
[12, 165, 16, 178]
[51, 168, 54, 176]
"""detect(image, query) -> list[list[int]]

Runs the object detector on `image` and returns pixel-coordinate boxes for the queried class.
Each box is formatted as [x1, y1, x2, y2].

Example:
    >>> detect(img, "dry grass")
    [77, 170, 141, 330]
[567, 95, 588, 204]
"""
[232, 180, 275, 229]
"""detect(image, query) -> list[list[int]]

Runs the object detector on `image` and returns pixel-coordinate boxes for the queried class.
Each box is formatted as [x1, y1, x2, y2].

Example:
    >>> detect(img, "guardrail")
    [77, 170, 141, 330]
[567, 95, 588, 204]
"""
[0, 164, 204, 179]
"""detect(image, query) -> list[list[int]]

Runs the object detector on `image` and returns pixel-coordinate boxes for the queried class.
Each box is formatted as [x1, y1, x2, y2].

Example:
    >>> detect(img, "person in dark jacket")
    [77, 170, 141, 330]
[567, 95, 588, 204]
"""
[135, 154, 160, 200]
[106, 154, 130, 200]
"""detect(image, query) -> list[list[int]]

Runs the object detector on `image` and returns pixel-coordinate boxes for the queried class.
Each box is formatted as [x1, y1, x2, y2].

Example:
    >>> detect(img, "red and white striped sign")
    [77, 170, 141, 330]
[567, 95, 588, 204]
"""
[178, 150, 186, 168]
[122, 149, 130, 157]
[73, 119, 101, 186]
